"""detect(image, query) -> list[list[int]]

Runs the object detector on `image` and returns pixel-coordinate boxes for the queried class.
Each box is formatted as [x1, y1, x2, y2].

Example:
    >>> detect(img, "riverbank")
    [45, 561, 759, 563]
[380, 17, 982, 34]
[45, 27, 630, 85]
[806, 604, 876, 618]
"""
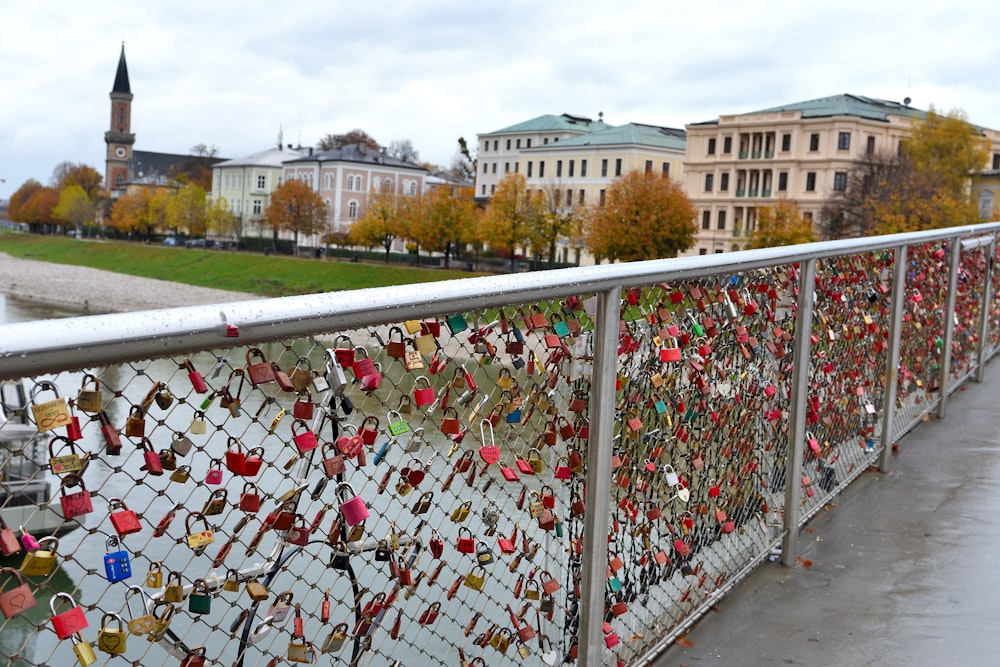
[0, 252, 260, 314]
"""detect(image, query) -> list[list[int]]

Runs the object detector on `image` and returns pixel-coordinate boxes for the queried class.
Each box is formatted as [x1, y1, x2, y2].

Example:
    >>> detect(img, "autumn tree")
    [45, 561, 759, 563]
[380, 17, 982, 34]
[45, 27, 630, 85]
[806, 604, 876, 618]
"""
[51, 162, 103, 198]
[318, 130, 380, 152]
[206, 197, 241, 240]
[166, 185, 208, 237]
[8, 179, 43, 222]
[9, 179, 60, 231]
[532, 182, 587, 267]
[350, 190, 414, 261]
[749, 201, 816, 248]
[52, 185, 97, 232]
[821, 107, 990, 238]
[409, 186, 478, 268]
[264, 179, 327, 255]
[587, 171, 696, 262]
[108, 188, 171, 238]
[479, 174, 544, 272]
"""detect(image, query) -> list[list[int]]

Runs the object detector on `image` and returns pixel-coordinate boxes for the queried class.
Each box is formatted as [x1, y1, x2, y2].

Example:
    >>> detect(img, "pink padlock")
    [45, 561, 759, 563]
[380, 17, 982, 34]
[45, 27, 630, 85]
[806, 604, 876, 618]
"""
[337, 483, 369, 526]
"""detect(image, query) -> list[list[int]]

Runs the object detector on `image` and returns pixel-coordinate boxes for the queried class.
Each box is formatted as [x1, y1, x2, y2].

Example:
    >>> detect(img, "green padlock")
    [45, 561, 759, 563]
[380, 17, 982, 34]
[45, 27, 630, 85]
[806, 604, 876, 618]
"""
[188, 578, 212, 614]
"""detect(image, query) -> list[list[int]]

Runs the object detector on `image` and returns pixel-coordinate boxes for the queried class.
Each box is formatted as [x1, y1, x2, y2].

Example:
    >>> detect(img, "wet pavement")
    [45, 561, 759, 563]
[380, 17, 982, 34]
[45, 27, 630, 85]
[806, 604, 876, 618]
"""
[653, 361, 1000, 667]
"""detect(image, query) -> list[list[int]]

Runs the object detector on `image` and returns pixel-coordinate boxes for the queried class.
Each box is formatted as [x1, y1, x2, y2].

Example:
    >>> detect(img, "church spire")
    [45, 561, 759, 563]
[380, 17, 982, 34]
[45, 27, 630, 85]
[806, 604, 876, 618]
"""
[112, 42, 131, 95]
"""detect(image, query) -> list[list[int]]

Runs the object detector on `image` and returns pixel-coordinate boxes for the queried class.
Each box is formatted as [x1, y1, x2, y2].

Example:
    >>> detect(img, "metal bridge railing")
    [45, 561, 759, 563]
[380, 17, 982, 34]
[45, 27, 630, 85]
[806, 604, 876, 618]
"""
[0, 222, 998, 667]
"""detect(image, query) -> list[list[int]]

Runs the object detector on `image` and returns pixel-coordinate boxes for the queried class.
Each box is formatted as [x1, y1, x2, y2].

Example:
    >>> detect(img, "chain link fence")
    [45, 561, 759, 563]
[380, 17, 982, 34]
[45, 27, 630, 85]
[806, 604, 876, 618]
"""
[0, 225, 998, 667]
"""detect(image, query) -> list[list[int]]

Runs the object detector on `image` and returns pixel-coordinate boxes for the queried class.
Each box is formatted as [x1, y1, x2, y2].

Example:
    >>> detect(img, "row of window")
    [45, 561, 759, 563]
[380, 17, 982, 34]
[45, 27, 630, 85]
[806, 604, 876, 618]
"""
[698, 208, 815, 232]
[484, 157, 673, 181]
[231, 197, 363, 221]
[705, 131, 874, 155]
[704, 170, 847, 193]
[481, 136, 566, 153]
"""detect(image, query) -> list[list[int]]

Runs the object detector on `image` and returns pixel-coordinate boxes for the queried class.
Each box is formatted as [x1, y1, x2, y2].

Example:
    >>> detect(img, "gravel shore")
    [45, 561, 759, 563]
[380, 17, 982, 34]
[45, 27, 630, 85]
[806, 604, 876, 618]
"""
[0, 252, 260, 314]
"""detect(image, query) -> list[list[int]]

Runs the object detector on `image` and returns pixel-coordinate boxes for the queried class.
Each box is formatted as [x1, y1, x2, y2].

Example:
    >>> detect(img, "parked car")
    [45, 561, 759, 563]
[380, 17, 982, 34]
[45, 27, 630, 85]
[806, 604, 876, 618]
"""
[162, 237, 178, 246]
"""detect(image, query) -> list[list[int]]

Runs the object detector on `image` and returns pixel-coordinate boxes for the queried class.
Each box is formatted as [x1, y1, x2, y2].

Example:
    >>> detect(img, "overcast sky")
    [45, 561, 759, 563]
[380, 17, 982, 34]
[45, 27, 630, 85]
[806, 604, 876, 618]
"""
[2, 0, 1000, 200]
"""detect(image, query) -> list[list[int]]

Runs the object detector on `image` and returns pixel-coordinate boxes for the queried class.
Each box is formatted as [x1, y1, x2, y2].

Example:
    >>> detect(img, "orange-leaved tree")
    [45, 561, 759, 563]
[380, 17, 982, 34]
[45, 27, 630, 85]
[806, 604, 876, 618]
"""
[264, 179, 327, 255]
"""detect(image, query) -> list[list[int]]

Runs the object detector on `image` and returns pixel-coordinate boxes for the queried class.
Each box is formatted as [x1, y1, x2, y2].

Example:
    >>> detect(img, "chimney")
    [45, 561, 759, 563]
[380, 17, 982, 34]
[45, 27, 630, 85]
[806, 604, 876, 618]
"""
[308, 147, 313, 157]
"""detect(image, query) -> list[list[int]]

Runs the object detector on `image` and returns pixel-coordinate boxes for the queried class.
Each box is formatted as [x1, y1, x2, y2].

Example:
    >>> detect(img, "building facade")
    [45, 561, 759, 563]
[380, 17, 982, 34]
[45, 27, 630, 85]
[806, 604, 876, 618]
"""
[281, 143, 427, 242]
[211, 145, 307, 236]
[683, 94, 1000, 255]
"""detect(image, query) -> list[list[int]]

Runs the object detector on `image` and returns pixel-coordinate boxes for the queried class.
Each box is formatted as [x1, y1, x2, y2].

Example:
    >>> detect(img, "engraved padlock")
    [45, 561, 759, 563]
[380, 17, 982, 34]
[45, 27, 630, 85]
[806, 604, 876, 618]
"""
[50, 591, 88, 639]
[97, 612, 127, 654]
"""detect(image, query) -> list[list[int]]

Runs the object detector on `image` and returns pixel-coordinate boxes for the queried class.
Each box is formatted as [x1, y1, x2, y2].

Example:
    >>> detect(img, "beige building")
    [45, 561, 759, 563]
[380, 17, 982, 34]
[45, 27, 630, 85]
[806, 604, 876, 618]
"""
[684, 94, 1000, 254]
[476, 114, 687, 264]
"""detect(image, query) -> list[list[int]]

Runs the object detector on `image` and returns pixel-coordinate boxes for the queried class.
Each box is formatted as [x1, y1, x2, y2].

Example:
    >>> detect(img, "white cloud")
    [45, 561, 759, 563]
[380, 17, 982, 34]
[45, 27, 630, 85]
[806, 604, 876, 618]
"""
[2, 0, 1000, 198]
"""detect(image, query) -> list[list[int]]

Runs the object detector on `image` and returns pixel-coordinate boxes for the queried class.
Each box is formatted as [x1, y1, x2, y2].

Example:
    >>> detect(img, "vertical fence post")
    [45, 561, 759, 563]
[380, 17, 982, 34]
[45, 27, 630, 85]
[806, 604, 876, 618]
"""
[579, 286, 620, 666]
[879, 244, 908, 472]
[937, 236, 962, 418]
[781, 258, 816, 565]
[975, 237, 995, 383]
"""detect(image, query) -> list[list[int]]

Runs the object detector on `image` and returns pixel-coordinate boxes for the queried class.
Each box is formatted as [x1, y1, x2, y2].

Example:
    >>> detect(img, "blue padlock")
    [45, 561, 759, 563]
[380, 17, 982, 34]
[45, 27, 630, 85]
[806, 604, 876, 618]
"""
[103, 536, 132, 582]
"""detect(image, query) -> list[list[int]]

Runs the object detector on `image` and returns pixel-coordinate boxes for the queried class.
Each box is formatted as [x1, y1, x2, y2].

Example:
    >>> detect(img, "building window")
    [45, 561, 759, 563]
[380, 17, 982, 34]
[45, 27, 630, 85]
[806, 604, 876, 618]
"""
[781, 133, 791, 152]
[645, 160, 653, 173]
[481, 185, 486, 195]
[566, 189, 572, 205]
[701, 211, 711, 230]
[833, 171, 847, 191]
[493, 140, 498, 151]
[544, 138, 549, 145]
[809, 134, 819, 151]
[539, 161, 546, 178]
[348, 200, 358, 219]
[504, 162, 510, 173]
[506, 139, 511, 150]
[704, 173, 714, 192]
[383, 178, 393, 193]
[483, 163, 488, 174]
[662, 162, 670, 177]
[803, 212, 813, 225]
[723, 136, 732, 154]
[252, 199, 262, 215]
[601, 159, 608, 177]
[578, 189, 585, 204]
[838, 132, 851, 151]
[805, 172, 817, 191]
[257, 175, 266, 189]
[568, 160, 575, 178]
[556, 160, 563, 178]
[717, 210, 727, 230]
[580, 160, 587, 177]
[599, 189, 606, 206]
[526, 139, 531, 148]
[516, 139, 521, 149]
[554, 190, 561, 206]
[514, 162, 519, 173]
[490, 184, 495, 194]
[527, 161, 533, 178]
[720, 173, 729, 191]
[699, 248, 708, 256]
[614, 158, 622, 177]
[491, 163, 497, 174]
[408, 182, 417, 195]
[867, 136, 876, 155]
[778, 172, 788, 191]
[707, 138, 716, 155]
[994, 153, 1000, 170]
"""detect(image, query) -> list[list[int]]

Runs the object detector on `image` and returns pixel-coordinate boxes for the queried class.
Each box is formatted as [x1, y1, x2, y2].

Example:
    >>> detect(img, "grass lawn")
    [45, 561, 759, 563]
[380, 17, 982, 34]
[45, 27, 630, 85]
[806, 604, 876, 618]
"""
[0, 232, 480, 296]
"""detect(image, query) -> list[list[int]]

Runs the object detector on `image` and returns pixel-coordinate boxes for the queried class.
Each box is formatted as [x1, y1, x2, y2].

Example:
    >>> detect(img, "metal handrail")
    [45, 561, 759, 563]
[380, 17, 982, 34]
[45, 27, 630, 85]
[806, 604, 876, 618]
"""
[2, 223, 998, 381]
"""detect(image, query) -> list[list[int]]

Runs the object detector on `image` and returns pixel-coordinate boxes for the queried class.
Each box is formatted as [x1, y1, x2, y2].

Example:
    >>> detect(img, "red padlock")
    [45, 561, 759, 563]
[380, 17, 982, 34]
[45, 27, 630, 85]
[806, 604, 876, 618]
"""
[337, 483, 369, 526]
[98, 411, 121, 456]
[0, 567, 36, 618]
[412, 376, 435, 407]
[242, 447, 264, 476]
[109, 498, 141, 536]
[292, 392, 314, 421]
[50, 592, 88, 639]
[292, 420, 318, 454]
[225, 437, 246, 474]
[246, 348, 276, 386]
[58, 474, 93, 519]
[239, 482, 262, 513]
[137, 438, 162, 476]
[185, 360, 209, 394]
[358, 416, 380, 446]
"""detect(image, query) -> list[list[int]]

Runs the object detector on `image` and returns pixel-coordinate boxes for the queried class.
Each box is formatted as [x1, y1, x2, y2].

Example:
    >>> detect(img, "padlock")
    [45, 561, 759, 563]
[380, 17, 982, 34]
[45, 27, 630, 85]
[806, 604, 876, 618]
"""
[188, 578, 212, 614]
[107, 497, 142, 536]
[103, 536, 132, 582]
[292, 392, 315, 422]
[419, 601, 441, 625]
[450, 500, 472, 523]
[322, 622, 349, 653]
[464, 566, 485, 591]
[50, 591, 88, 639]
[158, 447, 177, 471]
[288, 356, 314, 391]
[48, 435, 86, 475]
[412, 489, 433, 515]
[185, 512, 214, 552]
[142, 562, 162, 589]
[179, 646, 207, 667]
[97, 611, 127, 654]
[206, 458, 223, 485]
[456, 526, 475, 553]
[30, 380, 72, 433]
[0, 518, 20, 557]
[246, 347, 277, 385]
[59, 474, 93, 519]
[162, 570, 185, 602]
[476, 544, 494, 565]
[170, 464, 192, 483]
[225, 436, 247, 474]
[239, 481, 262, 513]
[268, 591, 294, 623]
[245, 580, 269, 602]
[540, 569, 560, 594]
[19, 535, 58, 576]
[0, 567, 36, 619]
[291, 419, 319, 454]
[412, 375, 436, 406]
[123, 404, 146, 439]
[202, 488, 228, 516]
[287, 514, 312, 546]
[148, 602, 175, 641]
[69, 632, 97, 666]
[337, 482, 369, 526]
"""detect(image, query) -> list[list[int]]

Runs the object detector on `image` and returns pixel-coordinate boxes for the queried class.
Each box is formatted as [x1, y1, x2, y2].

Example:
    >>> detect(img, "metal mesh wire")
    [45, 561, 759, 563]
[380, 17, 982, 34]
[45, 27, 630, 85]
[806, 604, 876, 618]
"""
[0, 234, 996, 667]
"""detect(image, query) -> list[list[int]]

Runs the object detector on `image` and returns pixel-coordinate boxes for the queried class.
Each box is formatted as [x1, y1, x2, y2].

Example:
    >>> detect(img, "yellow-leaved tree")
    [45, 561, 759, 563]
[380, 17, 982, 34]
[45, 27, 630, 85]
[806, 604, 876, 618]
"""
[749, 201, 816, 249]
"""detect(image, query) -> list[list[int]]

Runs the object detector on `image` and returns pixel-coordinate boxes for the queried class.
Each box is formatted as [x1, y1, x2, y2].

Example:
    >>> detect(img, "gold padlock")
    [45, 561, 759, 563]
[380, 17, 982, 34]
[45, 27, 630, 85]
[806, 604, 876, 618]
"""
[163, 571, 185, 603]
[464, 567, 485, 591]
[321, 623, 348, 653]
[147, 604, 175, 642]
[97, 612, 127, 654]
[246, 581, 269, 602]
[71, 633, 97, 665]
[223, 569, 240, 592]
[20, 536, 58, 576]
[347, 522, 365, 543]
[145, 562, 163, 588]
[287, 641, 315, 663]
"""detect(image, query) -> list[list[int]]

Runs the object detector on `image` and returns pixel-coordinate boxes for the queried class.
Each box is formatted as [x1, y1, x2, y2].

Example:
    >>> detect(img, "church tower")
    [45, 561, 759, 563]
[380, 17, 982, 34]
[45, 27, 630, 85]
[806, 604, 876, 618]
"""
[104, 43, 135, 195]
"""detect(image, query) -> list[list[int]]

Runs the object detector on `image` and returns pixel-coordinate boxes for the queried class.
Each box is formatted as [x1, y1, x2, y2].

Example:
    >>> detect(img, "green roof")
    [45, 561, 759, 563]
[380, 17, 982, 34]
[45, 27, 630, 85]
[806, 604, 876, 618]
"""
[487, 113, 612, 135]
[535, 122, 686, 151]
[693, 94, 928, 126]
